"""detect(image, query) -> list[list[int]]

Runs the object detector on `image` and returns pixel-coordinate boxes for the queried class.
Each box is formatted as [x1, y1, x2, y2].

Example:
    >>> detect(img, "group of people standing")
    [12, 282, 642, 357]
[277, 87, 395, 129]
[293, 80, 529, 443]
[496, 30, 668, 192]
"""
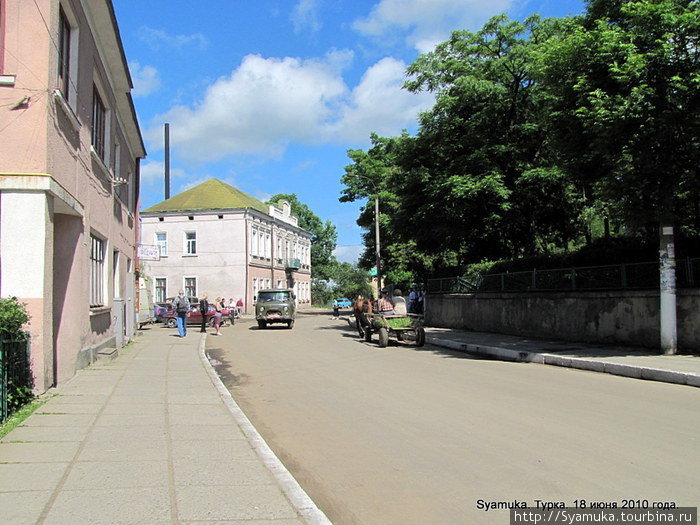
[171, 291, 244, 338]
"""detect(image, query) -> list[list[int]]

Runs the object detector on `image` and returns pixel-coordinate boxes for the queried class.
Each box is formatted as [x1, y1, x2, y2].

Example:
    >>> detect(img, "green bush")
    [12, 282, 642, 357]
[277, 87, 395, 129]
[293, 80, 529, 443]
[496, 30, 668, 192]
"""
[0, 297, 30, 340]
[0, 297, 33, 420]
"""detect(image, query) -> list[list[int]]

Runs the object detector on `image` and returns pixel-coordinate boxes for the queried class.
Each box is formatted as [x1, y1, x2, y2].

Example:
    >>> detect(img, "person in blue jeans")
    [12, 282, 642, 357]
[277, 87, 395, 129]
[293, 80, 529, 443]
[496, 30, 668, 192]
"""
[173, 290, 190, 337]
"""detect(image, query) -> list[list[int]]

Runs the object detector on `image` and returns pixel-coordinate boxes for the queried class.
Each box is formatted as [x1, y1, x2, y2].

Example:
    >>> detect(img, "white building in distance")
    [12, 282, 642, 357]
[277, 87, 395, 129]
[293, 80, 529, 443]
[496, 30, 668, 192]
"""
[139, 179, 312, 311]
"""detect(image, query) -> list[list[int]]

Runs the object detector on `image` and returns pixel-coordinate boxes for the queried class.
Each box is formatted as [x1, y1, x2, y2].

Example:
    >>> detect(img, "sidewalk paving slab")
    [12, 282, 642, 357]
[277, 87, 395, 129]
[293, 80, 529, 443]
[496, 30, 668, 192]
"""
[0, 328, 331, 525]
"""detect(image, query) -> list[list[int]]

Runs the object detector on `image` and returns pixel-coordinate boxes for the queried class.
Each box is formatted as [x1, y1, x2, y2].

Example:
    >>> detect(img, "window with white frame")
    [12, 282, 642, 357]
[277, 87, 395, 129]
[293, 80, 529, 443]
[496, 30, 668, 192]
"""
[156, 232, 167, 257]
[90, 234, 105, 307]
[185, 231, 196, 255]
[113, 250, 120, 299]
[265, 232, 271, 259]
[184, 277, 197, 298]
[253, 278, 259, 300]
[251, 226, 258, 256]
[155, 278, 166, 303]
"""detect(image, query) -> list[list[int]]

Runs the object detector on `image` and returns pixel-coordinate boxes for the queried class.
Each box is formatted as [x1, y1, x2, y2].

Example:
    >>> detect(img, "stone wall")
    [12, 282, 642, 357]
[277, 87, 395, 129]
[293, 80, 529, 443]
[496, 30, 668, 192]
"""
[425, 290, 700, 351]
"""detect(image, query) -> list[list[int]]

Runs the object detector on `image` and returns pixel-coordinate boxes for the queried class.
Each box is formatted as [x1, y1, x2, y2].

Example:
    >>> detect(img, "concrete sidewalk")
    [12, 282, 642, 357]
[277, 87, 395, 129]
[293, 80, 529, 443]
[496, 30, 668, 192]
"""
[425, 327, 700, 388]
[0, 328, 330, 525]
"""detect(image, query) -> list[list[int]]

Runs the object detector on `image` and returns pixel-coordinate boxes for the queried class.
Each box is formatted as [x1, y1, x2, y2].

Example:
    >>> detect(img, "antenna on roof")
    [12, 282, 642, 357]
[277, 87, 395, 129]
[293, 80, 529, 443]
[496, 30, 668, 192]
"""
[164, 123, 170, 200]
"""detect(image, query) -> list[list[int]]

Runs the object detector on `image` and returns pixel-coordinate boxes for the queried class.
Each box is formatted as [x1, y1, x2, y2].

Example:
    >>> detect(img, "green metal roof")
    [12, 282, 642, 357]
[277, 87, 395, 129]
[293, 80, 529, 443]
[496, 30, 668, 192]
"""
[141, 178, 268, 214]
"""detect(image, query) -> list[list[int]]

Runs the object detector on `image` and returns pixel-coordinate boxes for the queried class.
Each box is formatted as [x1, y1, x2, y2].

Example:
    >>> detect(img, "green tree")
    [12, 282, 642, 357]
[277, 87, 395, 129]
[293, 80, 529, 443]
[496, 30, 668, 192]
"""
[329, 262, 373, 301]
[267, 194, 338, 280]
[536, 0, 700, 237]
[402, 14, 584, 262]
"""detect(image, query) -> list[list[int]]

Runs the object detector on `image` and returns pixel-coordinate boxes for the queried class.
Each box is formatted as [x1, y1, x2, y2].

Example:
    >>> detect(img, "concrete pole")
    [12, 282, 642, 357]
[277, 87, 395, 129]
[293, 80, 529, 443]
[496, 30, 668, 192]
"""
[374, 194, 382, 294]
[659, 225, 677, 355]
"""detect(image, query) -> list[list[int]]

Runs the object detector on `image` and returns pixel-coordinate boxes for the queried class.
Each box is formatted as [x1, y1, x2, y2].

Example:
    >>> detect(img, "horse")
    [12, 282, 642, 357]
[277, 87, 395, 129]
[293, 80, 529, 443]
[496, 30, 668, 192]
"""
[353, 298, 373, 337]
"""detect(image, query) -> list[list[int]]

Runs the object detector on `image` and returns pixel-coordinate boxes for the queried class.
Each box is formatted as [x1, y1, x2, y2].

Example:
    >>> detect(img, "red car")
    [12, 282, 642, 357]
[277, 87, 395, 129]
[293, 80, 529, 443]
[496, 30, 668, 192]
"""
[162, 304, 233, 328]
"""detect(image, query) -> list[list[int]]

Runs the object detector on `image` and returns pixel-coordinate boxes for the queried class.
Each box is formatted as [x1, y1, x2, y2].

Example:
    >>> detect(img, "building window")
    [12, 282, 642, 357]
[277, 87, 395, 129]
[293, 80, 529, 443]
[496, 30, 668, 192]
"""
[90, 235, 105, 307]
[155, 278, 166, 303]
[92, 86, 106, 160]
[156, 232, 167, 257]
[57, 7, 71, 102]
[185, 231, 196, 255]
[113, 250, 120, 299]
[253, 278, 259, 300]
[184, 277, 197, 298]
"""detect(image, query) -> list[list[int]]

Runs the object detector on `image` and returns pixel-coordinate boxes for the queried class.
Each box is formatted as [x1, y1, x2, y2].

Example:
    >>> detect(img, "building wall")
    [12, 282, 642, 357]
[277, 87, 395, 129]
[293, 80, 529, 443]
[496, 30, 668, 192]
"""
[141, 209, 313, 312]
[0, 0, 144, 391]
[425, 290, 700, 351]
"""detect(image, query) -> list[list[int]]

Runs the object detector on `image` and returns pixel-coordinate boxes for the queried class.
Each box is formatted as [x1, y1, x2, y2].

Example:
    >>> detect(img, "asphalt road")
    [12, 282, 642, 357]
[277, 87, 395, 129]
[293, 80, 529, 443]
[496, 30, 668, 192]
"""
[206, 312, 699, 525]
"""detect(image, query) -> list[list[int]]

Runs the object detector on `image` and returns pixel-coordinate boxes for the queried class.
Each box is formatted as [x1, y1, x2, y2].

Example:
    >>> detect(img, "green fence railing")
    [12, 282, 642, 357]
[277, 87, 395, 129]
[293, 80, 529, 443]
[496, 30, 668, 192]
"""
[1, 337, 33, 422]
[428, 258, 700, 295]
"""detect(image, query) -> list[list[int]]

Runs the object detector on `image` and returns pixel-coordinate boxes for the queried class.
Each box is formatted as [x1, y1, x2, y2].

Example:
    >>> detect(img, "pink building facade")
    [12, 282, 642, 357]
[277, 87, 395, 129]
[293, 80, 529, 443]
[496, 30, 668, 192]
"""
[0, 0, 146, 391]
[140, 180, 312, 312]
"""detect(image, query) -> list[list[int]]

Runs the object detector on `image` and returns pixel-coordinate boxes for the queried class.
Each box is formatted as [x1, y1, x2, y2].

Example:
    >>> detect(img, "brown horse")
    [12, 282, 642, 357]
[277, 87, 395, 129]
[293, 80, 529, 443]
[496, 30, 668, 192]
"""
[353, 298, 373, 337]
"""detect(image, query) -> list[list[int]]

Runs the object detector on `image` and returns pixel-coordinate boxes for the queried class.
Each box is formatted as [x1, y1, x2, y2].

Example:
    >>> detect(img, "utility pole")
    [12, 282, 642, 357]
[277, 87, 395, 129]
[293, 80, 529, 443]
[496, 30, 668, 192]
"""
[659, 224, 677, 355]
[374, 194, 381, 294]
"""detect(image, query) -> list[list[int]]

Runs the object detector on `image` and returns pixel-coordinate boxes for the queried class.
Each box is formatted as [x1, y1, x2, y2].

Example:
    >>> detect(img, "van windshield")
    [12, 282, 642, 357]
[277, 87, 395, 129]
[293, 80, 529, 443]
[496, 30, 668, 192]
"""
[257, 291, 290, 302]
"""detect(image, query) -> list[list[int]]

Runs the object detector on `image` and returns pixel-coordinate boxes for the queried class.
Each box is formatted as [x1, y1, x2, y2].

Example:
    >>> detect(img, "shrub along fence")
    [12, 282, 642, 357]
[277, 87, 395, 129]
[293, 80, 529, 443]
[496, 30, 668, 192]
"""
[0, 336, 32, 422]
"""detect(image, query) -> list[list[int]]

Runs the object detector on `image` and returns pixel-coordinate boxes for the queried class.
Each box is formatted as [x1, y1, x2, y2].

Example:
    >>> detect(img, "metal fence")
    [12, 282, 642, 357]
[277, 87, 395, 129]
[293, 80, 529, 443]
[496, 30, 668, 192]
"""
[428, 258, 700, 294]
[1, 337, 33, 423]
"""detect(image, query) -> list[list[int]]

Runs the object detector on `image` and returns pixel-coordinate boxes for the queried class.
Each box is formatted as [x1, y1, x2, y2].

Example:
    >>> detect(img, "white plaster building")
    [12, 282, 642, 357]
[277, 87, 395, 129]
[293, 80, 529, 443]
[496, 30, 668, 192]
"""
[0, 0, 146, 391]
[140, 179, 312, 311]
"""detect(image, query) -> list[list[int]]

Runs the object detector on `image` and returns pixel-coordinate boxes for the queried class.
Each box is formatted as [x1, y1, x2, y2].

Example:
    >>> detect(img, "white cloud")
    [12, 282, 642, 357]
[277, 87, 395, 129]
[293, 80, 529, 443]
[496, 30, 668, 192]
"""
[138, 26, 208, 51]
[334, 245, 364, 264]
[353, 0, 514, 52]
[145, 52, 433, 161]
[291, 0, 322, 34]
[325, 57, 434, 142]
[129, 61, 160, 98]
[139, 161, 197, 186]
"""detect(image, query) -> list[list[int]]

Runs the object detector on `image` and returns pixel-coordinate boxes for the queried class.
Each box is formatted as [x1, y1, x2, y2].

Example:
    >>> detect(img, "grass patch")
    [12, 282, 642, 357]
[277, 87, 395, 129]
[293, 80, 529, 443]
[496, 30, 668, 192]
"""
[0, 397, 46, 440]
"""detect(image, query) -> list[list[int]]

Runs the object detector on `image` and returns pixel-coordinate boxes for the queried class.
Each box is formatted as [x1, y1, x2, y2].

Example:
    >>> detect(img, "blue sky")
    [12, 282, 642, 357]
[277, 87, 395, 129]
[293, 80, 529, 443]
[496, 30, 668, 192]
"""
[114, 0, 585, 263]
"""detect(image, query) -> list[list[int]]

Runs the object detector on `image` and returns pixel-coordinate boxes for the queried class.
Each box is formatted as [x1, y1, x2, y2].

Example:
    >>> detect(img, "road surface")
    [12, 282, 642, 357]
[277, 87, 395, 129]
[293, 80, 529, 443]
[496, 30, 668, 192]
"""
[206, 312, 699, 524]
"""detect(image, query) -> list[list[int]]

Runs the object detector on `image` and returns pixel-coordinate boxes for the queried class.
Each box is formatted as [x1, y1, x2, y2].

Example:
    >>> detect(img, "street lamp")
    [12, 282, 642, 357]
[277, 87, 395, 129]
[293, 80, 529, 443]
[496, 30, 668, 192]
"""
[351, 175, 382, 294]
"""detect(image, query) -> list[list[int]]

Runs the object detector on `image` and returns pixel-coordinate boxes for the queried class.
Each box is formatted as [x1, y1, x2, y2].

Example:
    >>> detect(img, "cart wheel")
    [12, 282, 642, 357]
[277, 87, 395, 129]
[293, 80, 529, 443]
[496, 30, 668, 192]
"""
[166, 318, 177, 328]
[415, 327, 426, 347]
[378, 327, 389, 348]
[364, 327, 372, 342]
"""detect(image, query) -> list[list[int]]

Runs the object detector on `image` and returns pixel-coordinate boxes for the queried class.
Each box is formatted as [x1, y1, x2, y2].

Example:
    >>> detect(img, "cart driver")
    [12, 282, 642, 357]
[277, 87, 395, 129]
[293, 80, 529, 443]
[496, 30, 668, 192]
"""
[377, 289, 396, 316]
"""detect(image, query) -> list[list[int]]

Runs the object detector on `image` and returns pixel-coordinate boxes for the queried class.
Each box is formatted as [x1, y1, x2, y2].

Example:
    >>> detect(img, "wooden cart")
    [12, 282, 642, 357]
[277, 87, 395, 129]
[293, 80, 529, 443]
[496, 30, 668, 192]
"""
[359, 313, 426, 348]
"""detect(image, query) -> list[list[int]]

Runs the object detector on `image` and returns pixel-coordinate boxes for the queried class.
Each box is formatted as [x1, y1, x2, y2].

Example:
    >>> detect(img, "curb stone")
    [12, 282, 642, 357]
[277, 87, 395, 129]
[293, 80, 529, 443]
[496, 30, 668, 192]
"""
[198, 334, 333, 525]
[426, 336, 699, 388]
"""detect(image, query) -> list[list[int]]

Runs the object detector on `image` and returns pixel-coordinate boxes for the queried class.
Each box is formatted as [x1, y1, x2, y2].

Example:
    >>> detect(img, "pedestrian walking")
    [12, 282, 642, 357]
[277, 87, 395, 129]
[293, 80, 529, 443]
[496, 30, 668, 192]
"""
[212, 297, 223, 335]
[332, 299, 340, 319]
[173, 290, 190, 337]
[408, 288, 418, 314]
[199, 294, 210, 333]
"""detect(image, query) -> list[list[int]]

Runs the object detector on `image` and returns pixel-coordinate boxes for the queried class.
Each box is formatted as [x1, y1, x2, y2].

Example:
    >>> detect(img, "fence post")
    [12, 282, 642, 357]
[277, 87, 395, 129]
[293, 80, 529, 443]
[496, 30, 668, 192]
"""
[532, 269, 537, 290]
[687, 257, 694, 287]
[1, 343, 6, 422]
[571, 268, 577, 290]
[621, 264, 627, 289]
